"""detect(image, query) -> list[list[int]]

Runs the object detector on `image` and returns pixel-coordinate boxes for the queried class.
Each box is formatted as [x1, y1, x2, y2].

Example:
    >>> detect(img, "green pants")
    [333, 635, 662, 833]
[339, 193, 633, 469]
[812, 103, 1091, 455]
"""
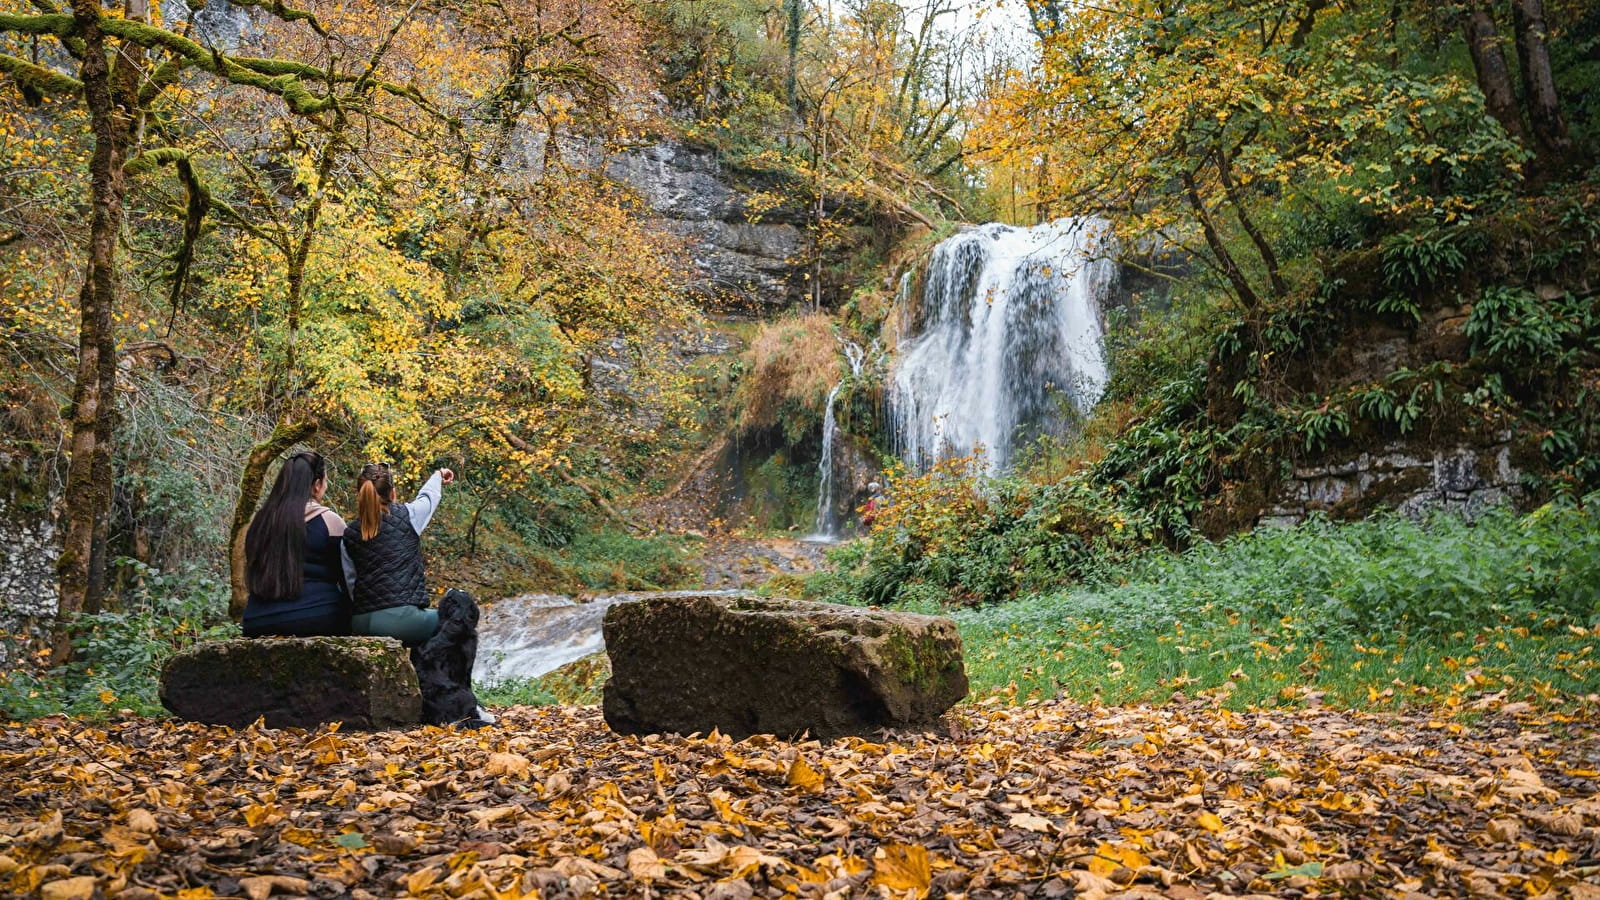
[353, 605, 439, 645]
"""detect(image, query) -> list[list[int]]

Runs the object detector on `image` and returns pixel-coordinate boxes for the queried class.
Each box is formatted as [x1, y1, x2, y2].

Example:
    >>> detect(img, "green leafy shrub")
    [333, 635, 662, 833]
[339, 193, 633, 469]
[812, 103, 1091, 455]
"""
[801, 456, 1157, 608]
[0, 560, 236, 721]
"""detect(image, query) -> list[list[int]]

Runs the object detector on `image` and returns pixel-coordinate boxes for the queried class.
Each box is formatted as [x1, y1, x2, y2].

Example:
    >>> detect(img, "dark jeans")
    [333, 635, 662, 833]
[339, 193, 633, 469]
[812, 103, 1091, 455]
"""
[243, 611, 351, 638]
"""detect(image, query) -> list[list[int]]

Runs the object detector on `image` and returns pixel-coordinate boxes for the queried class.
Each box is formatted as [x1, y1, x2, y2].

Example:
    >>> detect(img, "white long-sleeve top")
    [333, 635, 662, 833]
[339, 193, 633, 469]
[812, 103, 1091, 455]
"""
[341, 470, 445, 596]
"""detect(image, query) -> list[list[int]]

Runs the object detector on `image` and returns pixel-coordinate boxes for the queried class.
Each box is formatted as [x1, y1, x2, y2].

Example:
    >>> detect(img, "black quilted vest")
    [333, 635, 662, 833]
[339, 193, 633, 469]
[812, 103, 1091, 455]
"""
[345, 503, 428, 614]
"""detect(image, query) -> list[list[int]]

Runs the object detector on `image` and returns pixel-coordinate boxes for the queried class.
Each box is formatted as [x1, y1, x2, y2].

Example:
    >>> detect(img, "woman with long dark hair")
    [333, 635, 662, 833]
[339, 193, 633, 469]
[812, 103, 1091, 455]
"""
[344, 462, 492, 725]
[242, 450, 353, 637]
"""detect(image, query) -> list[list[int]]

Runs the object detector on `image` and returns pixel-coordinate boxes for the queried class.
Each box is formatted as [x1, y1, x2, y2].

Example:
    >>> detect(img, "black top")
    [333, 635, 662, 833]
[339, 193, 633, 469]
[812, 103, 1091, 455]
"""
[344, 503, 429, 614]
[241, 515, 350, 627]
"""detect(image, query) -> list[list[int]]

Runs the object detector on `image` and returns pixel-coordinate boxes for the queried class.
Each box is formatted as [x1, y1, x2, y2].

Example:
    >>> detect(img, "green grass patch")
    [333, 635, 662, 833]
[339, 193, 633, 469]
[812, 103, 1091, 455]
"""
[951, 503, 1600, 712]
[478, 653, 610, 708]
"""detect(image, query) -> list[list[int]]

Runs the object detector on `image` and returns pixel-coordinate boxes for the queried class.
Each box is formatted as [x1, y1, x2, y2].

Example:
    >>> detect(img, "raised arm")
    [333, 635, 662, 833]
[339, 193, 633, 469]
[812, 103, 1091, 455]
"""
[405, 469, 448, 534]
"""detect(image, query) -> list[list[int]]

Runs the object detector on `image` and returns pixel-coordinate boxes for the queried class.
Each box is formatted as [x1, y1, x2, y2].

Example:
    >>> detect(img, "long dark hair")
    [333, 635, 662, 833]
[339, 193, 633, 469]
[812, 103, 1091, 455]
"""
[244, 450, 326, 601]
[355, 463, 394, 541]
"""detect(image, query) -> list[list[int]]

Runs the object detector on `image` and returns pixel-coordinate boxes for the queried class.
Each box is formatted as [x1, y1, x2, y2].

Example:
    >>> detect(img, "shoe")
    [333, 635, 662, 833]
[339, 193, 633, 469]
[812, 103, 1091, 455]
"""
[455, 716, 493, 730]
[474, 705, 496, 724]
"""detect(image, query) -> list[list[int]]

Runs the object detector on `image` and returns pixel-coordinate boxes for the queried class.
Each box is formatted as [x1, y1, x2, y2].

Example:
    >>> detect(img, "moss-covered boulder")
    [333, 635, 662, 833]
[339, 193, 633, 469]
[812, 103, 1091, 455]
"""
[602, 594, 967, 739]
[160, 637, 422, 729]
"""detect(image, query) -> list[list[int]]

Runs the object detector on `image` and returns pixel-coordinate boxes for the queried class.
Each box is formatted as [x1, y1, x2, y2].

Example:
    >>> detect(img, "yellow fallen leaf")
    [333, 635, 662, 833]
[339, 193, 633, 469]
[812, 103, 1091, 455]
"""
[786, 755, 824, 793]
[486, 753, 530, 778]
[1087, 842, 1151, 877]
[404, 866, 441, 894]
[873, 843, 932, 897]
[725, 845, 788, 879]
[1196, 811, 1225, 833]
[710, 790, 755, 826]
[242, 803, 282, 827]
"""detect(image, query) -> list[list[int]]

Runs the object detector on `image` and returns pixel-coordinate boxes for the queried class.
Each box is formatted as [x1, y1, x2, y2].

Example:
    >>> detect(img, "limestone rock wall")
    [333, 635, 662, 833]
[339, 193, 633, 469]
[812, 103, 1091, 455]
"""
[0, 452, 60, 670]
[1258, 436, 1525, 528]
[605, 142, 809, 312]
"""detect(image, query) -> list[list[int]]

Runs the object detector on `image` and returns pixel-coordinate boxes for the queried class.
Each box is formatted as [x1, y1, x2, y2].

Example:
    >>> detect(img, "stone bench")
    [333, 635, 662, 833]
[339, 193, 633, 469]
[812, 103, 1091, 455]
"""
[601, 594, 968, 740]
[160, 636, 423, 729]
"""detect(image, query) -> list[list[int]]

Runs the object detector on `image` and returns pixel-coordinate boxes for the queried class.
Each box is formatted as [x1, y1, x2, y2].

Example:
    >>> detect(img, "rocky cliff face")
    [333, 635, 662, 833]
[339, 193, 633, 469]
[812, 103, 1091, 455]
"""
[0, 453, 59, 670]
[163, 0, 253, 50]
[606, 143, 810, 313]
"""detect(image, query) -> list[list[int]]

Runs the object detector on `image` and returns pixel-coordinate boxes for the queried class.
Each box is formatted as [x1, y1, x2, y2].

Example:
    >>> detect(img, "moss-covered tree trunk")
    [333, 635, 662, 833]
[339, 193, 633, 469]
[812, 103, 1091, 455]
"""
[229, 421, 317, 622]
[54, 0, 131, 662]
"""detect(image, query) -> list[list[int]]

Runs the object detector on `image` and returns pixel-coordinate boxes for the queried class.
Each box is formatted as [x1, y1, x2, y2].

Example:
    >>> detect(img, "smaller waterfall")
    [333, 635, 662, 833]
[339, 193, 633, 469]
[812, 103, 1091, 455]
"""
[890, 217, 1116, 473]
[810, 339, 865, 540]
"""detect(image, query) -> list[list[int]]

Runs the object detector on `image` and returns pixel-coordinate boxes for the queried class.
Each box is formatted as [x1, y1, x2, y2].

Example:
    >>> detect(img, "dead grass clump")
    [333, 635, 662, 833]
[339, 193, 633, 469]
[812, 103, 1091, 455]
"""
[736, 312, 842, 431]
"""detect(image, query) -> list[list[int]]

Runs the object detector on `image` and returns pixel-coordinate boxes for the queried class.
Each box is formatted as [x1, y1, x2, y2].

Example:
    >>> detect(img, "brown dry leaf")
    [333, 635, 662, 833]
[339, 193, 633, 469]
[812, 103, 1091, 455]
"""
[1484, 817, 1521, 843]
[2, 701, 1598, 900]
[39, 876, 97, 900]
[1528, 812, 1584, 836]
[239, 875, 310, 900]
[873, 842, 932, 897]
[678, 835, 733, 870]
[626, 846, 666, 880]
[1008, 812, 1055, 833]
[1067, 868, 1121, 900]
[468, 806, 519, 828]
[125, 808, 158, 833]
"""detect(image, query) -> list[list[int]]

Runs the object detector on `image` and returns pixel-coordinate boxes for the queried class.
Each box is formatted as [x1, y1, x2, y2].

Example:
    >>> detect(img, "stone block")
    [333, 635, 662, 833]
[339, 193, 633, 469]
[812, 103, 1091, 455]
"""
[1434, 450, 1482, 494]
[602, 594, 967, 740]
[160, 637, 422, 729]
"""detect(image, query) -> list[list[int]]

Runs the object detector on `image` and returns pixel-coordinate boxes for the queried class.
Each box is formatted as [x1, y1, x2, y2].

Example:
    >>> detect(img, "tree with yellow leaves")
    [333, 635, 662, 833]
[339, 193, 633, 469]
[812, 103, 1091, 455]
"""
[977, 0, 1557, 310]
[0, 0, 442, 657]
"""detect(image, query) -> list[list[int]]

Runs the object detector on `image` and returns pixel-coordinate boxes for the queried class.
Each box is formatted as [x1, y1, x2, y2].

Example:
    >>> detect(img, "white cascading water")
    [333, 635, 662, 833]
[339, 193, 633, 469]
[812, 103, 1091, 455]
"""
[809, 340, 866, 540]
[474, 590, 750, 685]
[889, 217, 1116, 473]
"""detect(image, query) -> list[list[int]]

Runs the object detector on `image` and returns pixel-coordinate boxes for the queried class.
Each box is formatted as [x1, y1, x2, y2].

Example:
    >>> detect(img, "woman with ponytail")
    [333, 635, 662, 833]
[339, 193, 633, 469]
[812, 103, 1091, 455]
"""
[242, 451, 353, 637]
[344, 463, 492, 726]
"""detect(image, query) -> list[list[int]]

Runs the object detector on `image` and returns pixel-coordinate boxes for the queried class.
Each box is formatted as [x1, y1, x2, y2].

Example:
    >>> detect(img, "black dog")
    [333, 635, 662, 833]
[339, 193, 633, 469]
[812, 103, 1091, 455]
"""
[409, 589, 483, 725]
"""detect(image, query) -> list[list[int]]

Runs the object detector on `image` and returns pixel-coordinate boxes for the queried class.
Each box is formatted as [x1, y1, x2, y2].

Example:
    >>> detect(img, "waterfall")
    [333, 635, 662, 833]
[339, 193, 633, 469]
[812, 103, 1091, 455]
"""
[810, 339, 865, 539]
[889, 217, 1116, 474]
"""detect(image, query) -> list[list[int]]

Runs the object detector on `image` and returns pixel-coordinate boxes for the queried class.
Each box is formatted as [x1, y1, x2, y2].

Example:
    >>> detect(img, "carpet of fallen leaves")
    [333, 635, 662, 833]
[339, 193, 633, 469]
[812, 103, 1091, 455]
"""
[3, 698, 1600, 900]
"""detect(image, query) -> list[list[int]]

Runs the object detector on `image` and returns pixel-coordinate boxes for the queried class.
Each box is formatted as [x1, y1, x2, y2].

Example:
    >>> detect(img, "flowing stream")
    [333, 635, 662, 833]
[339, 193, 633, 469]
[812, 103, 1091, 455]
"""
[889, 218, 1116, 473]
[474, 589, 750, 685]
[809, 339, 866, 540]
